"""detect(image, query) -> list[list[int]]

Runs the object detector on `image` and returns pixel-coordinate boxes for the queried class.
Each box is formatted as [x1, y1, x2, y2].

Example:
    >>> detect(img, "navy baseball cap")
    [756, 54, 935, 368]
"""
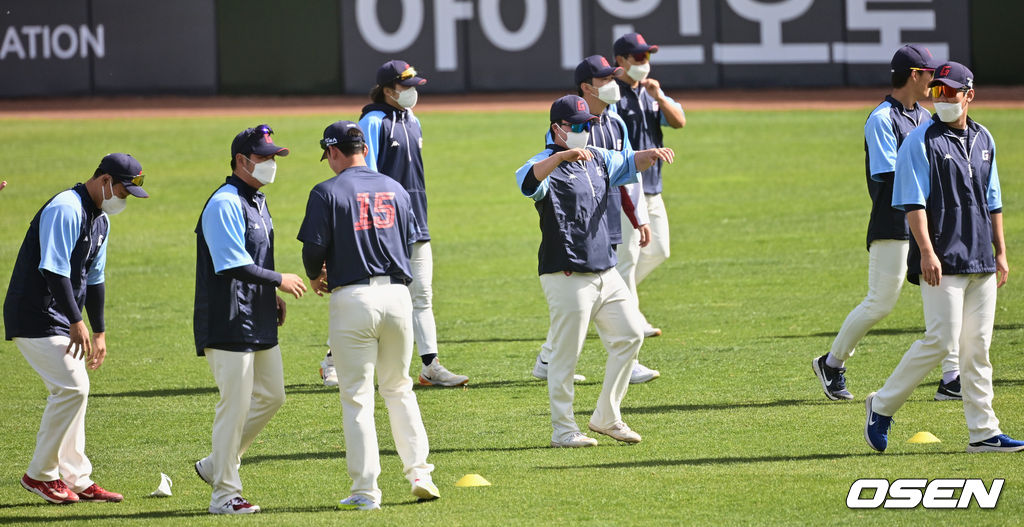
[376, 60, 426, 87]
[614, 32, 659, 57]
[320, 120, 365, 161]
[231, 124, 290, 159]
[574, 55, 623, 86]
[930, 61, 974, 90]
[890, 44, 940, 72]
[550, 95, 597, 124]
[98, 153, 148, 198]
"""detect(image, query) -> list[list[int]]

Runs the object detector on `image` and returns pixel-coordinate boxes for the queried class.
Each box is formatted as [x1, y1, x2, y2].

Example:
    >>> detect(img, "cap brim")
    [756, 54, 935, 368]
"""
[320, 150, 328, 162]
[929, 78, 967, 90]
[251, 144, 290, 157]
[123, 183, 148, 198]
[397, 76, 427, 87]
[593, 66, 623, 78]
[646, 44, 659, 54]
[566, 111, 599, 124]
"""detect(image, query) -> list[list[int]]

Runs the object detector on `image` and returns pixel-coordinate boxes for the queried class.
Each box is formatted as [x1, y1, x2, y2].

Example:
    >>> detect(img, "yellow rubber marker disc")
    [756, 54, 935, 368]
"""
[907, 431, 941, 444]
[455, 474, 492, 487]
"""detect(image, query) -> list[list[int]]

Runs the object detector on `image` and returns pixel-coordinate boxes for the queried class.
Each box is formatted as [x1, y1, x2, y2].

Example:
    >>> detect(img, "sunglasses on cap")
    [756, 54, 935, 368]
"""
[393, 66, 417, 83]
[931, 85, 970, 98]
[629, 52, 650, 62]
[250, 124, 273, 137]
[113, 173, 145, 187]
[561, 121, 592, 133]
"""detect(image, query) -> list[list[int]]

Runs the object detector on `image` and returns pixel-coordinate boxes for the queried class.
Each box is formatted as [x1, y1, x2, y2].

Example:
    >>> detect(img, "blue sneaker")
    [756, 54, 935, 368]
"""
[967, 434, 1024, 453]
[935, 375, 962, 401]
[864, 392, 893, 452]
[812, 355, 853, 400]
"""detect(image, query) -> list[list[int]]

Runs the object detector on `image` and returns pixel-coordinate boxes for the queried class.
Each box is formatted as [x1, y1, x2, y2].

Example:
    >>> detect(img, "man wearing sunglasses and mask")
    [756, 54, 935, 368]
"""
[814, 45, 962, 402]
[193, 125, 308, 514]
[516, 95, 674, 448]
[864, 62, 1024, 454]
[5, 153, 148, 505]
[315, 60, 467, 390]
[532, 55, 661, 386]
[610, 32, 685, 340]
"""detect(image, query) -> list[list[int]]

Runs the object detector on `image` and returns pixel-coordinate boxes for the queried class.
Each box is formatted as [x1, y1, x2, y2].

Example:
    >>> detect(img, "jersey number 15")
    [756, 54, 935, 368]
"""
[354, 192, 396, 231]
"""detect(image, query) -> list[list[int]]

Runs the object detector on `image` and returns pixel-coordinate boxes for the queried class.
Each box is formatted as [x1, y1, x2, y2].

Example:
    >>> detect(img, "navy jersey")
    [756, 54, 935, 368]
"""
[359, 103, 429, 242]
[864, 95, 931, 250]
[4, 184, 109, 340]
[194, 175, 278, 356]
[297, 166, 417, 290]
[611, 79, 680, 195]
[893, 116, 1001, 285]
[545, 109, 632, 245]
[516, 144, 639, 275]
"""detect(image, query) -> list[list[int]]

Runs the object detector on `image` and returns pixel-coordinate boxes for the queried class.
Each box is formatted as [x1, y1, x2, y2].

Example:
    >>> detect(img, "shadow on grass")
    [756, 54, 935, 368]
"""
[245, 444, 550, 465]
[0, 504, 341, 523]
[773, 322, 1024, 340]
[621, 398, 830, 415]
[90, 386, 217, 398]
[438, 337, 544, 344]
[538, 449, 962, 471]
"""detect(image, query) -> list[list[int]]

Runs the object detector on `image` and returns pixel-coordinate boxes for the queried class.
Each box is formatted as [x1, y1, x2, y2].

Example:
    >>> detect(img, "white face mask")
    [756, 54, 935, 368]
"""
[595, 80, 621, 104]
[933, 101, 964, 123]
[555, 125, 590, 151]
[246, 157, 277, 185]
[391, 86, 418, 109]
[100, 178, 127, 215]
[627, 62, 650, 82]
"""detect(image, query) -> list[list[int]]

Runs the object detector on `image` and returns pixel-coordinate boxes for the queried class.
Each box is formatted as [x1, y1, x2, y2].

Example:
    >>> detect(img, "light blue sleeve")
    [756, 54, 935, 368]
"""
[892, 124, 931, 211]
[658, 90, 684, 127]
[987, 133, 1002, 211]
[594, 146, 639, 187]
[86, 217, 109, 285]
[201, 190, 254, 273]
[515, 150, 554, 201]
[865, 107, 898, 180]
[359, 112, 384, 171]
[37, 191, 84, 278]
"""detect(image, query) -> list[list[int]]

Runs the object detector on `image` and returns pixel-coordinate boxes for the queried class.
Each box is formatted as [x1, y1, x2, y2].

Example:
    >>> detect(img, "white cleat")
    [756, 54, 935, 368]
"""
[588, 421, 642, 444]
[630, 362, 660, 384]
[532, 355, 585, 382]
[337, 494, 380, 511]
[550, 432, 599, 448]
[419, 357, 469, 386]
[411, 478, 440, 501]
[320, 353, 338, 387]
[643, 325, 662, 338]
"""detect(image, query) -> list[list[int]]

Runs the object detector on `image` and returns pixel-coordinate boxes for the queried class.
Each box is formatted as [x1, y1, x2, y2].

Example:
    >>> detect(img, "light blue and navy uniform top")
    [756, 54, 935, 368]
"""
[516, 144, 639, 275]
[194, 175, 280, 356]
[4, 184, 108, 340]
[610, 80, 682, 195]
[892, 115, 1001, 285]
[863, 95, 930, 250]
[298, 166, 417, 290]
[545, 109, 634, 245]
[358, 103, 429, 243]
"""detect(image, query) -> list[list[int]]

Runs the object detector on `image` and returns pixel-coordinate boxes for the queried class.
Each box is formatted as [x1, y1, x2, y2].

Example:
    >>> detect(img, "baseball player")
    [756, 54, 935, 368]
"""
[532, 55, 660, 385]
[516, 95, 674, 447]
[865, 62, 1024, 453]
[814, 45, 961, 401]
[193, 125, 307, 514]
[610, 32, 685, 338]
[5, 153, 148, 504]
[320, 59, 467, 388]
[300, 121, 438, 510]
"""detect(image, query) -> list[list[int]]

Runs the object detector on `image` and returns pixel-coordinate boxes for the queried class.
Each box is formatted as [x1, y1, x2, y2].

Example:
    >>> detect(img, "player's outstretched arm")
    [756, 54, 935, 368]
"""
[634, 147, 674, 172]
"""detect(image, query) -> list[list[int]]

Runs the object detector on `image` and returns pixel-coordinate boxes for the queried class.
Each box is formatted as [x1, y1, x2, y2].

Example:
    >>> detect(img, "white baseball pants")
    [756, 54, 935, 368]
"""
[872, 273, 1002, 443]
[203, 345, 285, 508]
[330, 278, 433, 503]
[540, 269, 644, 443]
[831, 240, 958, 372]
[15, 336, 94, 492]
[410, 241, 437, 358]
[635, 193, 670, 284]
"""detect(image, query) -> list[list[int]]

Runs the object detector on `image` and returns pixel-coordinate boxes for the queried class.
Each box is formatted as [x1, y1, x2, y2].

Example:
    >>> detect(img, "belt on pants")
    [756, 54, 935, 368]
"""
[332, 275, 410, 292]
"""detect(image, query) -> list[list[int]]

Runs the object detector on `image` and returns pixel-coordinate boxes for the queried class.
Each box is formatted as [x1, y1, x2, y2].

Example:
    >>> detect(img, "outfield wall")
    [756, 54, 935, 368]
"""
[0, 0, 1017, 98]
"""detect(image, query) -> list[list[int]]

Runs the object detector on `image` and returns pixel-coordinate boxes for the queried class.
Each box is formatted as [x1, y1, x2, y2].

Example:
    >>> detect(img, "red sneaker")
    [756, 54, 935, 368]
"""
[20, 474, 79, 504]
[78, 483, 124, 502]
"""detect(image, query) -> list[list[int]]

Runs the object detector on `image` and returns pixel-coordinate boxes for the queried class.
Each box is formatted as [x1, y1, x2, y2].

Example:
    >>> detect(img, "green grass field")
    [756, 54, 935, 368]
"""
[1, 105, 1023, 525]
